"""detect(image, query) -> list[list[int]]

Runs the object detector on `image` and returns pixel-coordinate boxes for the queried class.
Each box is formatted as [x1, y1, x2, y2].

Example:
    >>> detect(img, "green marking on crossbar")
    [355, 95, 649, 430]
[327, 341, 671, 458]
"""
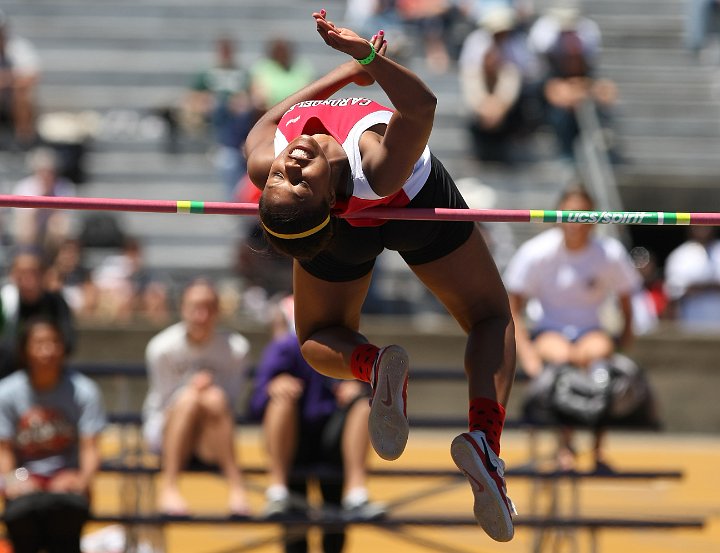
[529, 211, 693, 225]
[176, 200, 205, 214]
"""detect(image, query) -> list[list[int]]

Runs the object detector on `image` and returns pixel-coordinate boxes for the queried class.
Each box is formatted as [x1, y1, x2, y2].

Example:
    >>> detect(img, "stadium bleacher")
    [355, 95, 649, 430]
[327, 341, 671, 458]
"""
[0, 0, 718, 274]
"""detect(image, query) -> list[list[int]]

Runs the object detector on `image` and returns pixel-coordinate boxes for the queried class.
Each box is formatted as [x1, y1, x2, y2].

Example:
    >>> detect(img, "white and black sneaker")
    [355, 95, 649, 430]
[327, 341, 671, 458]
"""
[451, 430, 517, 542]
[368, 345, 409, 461]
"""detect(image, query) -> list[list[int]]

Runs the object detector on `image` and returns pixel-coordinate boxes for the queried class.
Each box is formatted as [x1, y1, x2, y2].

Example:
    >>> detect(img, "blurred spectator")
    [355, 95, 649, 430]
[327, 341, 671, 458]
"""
[458, 6, 542, 163]
[528, 3, 619, 160]
[179, 36, 252, 198]
[0, 317, 105, 553]
[630, 246, 668, 335]
[0, 248, 76, 378]
[344, 0, 414, 64]
[91, 237, 171, 325]
[249, 296, 385, 542]
[12, 148, 77, 257]
[210, 89, 260, 200]
[395, 0, 456, 72]
[462, 0, 535, 25]
[504, 187, 640, 470]
[183, 36, 250, 135]
[44, 238, 99, 320]
[685, 0, 720, 58]
[250, 38, 314, 110]
[0, 10, 40, 149]
[664, 225, 720, 327]
[36, 110, 98, 185]
[141, 279, 251, 516]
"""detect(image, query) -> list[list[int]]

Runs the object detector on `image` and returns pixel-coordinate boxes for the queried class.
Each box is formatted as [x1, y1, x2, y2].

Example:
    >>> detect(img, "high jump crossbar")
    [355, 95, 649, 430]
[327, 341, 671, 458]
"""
[0, 195, 717, 225]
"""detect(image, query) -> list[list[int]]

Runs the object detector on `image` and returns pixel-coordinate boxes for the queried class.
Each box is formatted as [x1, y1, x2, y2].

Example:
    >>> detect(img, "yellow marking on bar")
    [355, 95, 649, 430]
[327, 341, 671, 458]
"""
[530, 210, 545, 223]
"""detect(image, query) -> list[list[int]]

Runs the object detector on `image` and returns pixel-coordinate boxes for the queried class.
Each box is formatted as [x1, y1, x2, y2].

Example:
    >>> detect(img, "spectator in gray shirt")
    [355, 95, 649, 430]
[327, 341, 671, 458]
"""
[0, 317, 105, 553]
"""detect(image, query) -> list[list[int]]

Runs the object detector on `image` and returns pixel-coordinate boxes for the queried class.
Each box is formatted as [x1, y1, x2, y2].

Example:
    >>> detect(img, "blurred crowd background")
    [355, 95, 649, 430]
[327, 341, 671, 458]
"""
[0, 0, 718, 333]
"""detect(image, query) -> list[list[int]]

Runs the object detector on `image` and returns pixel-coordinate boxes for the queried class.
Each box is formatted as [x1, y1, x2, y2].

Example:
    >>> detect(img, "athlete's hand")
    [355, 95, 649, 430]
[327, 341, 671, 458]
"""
[351, 34, 388, 87]
[313, 10, 387, 65]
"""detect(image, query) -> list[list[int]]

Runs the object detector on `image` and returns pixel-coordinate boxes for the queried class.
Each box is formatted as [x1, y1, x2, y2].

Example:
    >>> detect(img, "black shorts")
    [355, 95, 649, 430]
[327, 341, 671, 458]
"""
[300, 154, 474, 282]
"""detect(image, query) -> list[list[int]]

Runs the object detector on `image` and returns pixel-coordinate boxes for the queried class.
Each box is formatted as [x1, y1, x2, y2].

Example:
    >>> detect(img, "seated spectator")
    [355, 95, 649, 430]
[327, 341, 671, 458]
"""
[182, 35, 252, 199]
[504, 187, 640, 470]
[685, 0, 720, 58]
[0, 10, 40, 148]
[44, 238, 99, 320]
[249, 296, 385, 542]
[458, 6, 541, 163]
[664, 226, 720, 327]
[395, 0, 457, 72]
[630, 246, 668, 335]
[141, 279, 251, 516]
[210, 89, 260, 200]
[12, 148, 77, 257]
[0, 248, 76, 378]
[250, 38, 314, 111]
[91, 237, 171, 325]
[528, 3, 618, 160]
[182, 35, 250, 136]
[0, 317, 105, 553]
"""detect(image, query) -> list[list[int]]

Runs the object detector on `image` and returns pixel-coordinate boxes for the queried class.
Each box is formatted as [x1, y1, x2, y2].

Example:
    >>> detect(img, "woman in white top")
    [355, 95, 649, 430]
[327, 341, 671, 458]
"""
[504, 187, 640, 469]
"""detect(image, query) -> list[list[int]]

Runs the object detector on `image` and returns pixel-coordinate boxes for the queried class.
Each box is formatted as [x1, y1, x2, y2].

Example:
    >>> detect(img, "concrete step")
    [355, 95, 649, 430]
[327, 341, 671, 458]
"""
[617, 100, 720, 118]
[620, 136, 720, 167]
[619, 117, 720, 138]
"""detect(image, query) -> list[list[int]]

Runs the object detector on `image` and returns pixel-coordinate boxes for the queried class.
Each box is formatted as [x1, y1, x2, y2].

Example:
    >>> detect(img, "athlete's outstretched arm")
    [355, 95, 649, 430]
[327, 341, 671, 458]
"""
[244, 30, 386, 190]
[314, 10, 437, 196]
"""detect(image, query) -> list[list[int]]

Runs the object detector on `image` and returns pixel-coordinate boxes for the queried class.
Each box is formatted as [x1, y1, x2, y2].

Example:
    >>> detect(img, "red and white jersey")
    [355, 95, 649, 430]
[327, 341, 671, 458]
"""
[274, 98, 431, 226]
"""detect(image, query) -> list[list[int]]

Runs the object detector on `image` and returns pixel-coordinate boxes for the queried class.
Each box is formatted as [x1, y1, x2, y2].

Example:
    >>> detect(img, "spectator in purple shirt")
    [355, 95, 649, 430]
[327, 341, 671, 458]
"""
[249, 296, 384, 552]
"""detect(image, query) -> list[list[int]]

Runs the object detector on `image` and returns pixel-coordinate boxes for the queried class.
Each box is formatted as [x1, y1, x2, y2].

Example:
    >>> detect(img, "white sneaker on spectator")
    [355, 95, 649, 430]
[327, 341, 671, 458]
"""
[451, 430, 517, 542]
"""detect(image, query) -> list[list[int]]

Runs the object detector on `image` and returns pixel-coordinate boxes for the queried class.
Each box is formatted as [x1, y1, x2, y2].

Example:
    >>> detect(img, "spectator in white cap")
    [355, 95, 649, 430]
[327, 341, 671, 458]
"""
[458, 5, 542, 163]
[12, 148, 77, 256]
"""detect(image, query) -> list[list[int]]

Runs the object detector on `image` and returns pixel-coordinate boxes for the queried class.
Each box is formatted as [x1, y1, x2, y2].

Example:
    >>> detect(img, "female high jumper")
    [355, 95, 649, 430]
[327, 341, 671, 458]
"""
[244, 9, 517, 541]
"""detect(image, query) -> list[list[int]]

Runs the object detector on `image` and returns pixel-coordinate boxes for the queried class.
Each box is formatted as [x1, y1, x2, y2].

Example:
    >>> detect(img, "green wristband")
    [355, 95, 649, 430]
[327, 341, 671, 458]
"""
[356, 44, 376, 65]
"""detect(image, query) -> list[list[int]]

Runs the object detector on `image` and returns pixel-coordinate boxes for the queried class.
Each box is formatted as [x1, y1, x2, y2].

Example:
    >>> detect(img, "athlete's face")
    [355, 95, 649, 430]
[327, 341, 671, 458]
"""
[264, 135, 334, 210]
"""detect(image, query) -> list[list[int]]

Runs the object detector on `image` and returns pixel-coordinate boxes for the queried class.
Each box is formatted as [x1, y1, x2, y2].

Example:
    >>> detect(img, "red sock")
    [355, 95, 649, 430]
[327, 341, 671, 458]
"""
[350, 344, 379, 383]
[469, 397, 506, 456]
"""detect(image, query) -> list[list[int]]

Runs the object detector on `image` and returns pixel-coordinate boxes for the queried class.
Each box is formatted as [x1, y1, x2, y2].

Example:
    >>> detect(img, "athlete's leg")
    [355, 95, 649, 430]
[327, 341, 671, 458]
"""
[293, 261, 373, 379]
[409, 227, 515, 405]
[410, 226, 517, 541]
[294, 261, 409, 460]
